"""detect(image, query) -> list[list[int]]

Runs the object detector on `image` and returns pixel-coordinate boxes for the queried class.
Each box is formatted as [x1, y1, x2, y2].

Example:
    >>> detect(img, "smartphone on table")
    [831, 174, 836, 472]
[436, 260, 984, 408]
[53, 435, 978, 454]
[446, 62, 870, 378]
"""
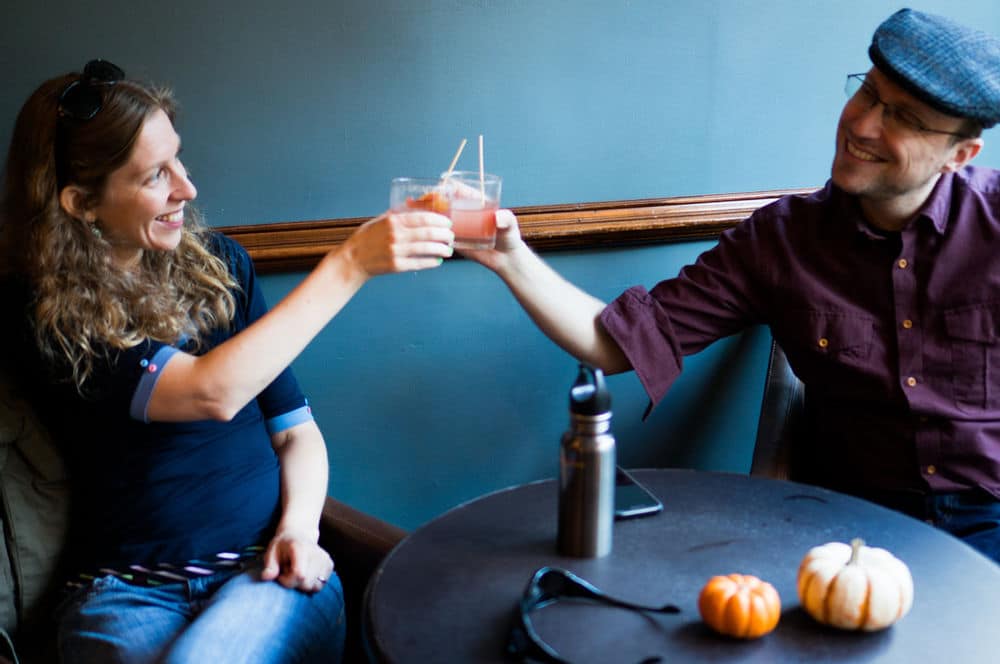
[614, 467, 663, 520]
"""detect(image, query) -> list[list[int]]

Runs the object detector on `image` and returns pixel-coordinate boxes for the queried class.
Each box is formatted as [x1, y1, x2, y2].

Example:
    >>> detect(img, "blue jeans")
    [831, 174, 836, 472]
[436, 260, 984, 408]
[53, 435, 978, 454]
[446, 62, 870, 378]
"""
[56, 565, 345, 664]
[860, 489, 1000, 565]
[924, 492, 1000, 564]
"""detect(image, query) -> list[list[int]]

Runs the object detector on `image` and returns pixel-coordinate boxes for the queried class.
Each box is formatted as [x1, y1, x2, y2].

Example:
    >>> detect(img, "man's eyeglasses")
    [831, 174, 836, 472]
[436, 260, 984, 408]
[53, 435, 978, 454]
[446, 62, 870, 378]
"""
[58, 59, 125, 121]
[507, 567, 680, 663]
[844, 73, 971, 139]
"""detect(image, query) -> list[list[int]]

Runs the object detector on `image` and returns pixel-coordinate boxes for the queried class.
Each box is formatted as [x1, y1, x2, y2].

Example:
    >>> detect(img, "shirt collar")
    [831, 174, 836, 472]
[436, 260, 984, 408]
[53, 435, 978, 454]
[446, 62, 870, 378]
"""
[917, 171, 955, 235]
[831, 173, 956, 238]
[827, 183, 893, 240]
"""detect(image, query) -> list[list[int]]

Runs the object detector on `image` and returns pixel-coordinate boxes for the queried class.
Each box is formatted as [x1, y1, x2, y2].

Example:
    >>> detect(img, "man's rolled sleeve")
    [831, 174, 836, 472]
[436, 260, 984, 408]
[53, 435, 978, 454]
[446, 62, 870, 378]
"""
[599, 285, 683, 409]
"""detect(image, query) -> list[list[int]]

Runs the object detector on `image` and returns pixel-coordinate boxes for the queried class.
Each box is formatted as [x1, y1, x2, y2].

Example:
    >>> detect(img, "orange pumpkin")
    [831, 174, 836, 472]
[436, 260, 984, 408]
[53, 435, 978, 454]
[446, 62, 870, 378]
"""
[698, 574, 781, 639]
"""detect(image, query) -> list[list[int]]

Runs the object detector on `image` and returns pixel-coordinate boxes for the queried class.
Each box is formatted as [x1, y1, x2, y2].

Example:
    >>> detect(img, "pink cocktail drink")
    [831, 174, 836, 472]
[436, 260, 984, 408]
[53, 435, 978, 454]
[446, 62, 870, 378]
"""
[441, 171, 502, 250]
[451, 198, 498, 250]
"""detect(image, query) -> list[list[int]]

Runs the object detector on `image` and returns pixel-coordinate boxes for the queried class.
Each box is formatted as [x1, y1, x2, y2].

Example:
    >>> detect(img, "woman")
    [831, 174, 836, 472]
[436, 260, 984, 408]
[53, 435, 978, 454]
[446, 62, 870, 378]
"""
[0, 60, 453, 663]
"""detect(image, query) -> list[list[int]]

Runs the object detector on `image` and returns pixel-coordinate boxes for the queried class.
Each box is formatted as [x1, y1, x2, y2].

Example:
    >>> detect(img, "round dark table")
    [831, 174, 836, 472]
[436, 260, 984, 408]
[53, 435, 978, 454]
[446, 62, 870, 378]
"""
[364, 469, 1000, 662]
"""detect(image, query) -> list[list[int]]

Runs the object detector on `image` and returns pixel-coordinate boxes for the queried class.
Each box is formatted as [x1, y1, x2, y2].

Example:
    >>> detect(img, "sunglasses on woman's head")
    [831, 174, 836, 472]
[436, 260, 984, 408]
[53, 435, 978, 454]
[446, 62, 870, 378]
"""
[58, 59, 125, 121]
[507, 567, 680, 663]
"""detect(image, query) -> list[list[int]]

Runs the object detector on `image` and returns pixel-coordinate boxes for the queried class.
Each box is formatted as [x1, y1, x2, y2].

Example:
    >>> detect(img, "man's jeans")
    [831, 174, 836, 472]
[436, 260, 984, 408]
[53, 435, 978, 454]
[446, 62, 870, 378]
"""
[862, 488, 1000, 565]
[925, 492, 1000, 564]
[56, 565, 345, 664]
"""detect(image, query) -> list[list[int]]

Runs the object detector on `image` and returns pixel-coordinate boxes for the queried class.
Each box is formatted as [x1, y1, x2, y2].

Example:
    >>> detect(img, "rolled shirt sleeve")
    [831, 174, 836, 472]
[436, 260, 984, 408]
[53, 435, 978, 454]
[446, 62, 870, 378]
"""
[599, 286, 684, 408]
[597, 210, 771, 412]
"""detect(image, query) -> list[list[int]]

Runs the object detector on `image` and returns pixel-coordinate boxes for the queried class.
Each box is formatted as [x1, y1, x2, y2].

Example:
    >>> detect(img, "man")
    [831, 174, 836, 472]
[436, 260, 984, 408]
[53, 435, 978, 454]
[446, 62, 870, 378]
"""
[469, 8, 1000, 564]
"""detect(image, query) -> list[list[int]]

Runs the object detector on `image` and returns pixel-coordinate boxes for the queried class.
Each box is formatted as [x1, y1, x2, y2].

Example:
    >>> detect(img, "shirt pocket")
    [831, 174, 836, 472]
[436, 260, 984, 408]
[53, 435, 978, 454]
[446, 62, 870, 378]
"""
[943, 303, 999, 412]
[775, 310, 875, 385]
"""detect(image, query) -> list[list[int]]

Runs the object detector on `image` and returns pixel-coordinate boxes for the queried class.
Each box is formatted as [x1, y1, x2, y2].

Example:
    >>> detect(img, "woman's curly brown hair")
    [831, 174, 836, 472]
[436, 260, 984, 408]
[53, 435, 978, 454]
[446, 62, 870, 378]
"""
[0, 70, 237, 393]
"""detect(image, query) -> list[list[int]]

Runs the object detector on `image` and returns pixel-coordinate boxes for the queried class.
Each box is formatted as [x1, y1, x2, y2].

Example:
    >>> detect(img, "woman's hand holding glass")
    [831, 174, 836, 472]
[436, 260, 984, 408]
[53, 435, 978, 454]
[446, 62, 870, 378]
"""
[340, 210, 454, 278]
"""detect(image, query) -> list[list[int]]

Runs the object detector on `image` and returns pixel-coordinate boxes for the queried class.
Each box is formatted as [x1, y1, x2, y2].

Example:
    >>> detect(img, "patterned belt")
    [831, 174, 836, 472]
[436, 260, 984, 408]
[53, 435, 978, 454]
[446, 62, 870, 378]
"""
[66, 544, 265, 590]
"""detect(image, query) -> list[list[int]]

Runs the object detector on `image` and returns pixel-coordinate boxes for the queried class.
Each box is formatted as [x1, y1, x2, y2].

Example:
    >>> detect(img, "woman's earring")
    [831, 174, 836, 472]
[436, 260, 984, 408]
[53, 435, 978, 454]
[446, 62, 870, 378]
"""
[90, 224, 102, 238]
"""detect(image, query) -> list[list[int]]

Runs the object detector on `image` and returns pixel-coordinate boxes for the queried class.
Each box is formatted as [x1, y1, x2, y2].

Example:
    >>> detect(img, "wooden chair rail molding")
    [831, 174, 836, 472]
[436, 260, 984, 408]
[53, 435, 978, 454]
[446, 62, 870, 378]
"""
[219, 187, 817, 274]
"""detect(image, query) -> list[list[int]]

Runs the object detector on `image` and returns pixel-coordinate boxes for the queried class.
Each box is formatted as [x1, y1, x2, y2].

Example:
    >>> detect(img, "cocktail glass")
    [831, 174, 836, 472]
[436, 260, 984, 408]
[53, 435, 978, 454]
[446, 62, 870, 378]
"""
[439, 171, 501, 250]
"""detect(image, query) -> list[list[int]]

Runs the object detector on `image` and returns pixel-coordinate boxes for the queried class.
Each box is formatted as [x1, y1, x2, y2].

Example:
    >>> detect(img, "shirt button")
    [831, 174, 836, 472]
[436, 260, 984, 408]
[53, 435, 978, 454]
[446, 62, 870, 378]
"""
[926, 465, 937, 475]
[818, 337, 829, 348]
[897, 258, 909, 269]
[902, 319, 913, 329]
[906, 376, 917, 387]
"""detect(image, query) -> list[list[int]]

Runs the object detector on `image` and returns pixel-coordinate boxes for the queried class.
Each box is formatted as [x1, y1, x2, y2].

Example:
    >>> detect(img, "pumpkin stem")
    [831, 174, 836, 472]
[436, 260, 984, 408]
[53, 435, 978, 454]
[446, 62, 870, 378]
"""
[848, 538, 865, 565]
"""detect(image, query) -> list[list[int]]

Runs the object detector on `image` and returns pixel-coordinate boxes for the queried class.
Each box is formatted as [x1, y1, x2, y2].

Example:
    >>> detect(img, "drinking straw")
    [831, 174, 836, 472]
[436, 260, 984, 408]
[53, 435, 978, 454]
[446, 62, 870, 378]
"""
[443, 138, 467, 179]
[478, 134, 485, 203]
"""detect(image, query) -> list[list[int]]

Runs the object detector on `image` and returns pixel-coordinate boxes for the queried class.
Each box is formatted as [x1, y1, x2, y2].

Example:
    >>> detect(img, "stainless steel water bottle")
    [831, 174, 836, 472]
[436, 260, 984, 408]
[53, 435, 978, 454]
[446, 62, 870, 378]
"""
[557, 364, 615, 558]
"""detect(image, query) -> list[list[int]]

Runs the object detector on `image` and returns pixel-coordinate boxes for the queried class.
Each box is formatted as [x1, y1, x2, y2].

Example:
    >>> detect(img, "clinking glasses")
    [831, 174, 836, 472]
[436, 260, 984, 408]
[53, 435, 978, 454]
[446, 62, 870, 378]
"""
[507, 567, 680, 663]
[58, 59, 125, 121]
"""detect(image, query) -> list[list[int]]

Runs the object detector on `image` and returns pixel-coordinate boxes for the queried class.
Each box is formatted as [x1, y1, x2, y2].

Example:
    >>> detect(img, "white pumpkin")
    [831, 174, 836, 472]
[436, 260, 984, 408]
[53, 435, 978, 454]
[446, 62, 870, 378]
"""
[797, 538, 914, 631]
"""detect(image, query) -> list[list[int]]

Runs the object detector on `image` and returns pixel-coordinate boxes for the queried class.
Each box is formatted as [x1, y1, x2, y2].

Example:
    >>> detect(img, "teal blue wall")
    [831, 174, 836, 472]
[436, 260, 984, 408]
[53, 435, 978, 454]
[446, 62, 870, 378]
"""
[261, 246, 772, 527]
[2, 1, 997, 222]
[4, 1, 999, 528]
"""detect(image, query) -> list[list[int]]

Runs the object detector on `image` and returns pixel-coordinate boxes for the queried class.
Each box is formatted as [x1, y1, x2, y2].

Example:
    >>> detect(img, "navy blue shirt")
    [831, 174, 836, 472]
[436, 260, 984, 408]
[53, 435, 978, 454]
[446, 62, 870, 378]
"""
[23, 234, 311, 571]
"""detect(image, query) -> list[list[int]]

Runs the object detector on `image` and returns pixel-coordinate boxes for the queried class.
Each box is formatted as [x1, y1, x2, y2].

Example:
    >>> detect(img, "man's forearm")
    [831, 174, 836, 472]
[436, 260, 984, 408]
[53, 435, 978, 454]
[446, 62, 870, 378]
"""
[497, 244, 630, 374]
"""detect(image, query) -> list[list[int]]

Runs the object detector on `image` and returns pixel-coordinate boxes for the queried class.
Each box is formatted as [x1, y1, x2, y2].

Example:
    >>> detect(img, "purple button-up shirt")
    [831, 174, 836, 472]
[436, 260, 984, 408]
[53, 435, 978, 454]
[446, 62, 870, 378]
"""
[600, 166, 1000, 498]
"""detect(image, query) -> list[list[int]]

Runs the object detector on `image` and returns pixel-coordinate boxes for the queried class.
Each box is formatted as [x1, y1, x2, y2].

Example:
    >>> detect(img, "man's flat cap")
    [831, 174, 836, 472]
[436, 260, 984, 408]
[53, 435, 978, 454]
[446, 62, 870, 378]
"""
[869, 8, 1000, 128]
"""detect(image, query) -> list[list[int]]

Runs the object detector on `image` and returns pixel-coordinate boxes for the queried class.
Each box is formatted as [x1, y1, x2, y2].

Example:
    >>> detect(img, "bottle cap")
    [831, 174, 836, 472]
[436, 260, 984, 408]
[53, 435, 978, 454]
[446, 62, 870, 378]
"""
[569, 364, 612, 415]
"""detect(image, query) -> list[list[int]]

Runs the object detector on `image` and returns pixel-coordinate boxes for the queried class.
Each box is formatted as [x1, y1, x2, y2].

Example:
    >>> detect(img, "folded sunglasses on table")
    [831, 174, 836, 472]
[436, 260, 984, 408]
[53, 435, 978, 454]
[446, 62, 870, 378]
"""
[507, 566, 681, 663]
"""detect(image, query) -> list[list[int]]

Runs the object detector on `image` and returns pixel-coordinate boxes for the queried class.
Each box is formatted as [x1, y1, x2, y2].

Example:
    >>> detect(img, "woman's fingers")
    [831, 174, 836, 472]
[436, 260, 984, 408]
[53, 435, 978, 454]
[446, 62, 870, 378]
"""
[391, 210, 452, 229]
[392, 221, 456, 247]
[263, 534, 335, 594]
[346, 211, 456, 275]
[384, 214, 455, 265]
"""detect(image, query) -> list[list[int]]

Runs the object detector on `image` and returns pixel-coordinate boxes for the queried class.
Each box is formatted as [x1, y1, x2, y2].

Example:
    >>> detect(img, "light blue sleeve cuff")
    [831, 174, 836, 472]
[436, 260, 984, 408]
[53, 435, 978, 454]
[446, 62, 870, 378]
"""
[266, 404, 314, 435]
[129, 346, 180, 423]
